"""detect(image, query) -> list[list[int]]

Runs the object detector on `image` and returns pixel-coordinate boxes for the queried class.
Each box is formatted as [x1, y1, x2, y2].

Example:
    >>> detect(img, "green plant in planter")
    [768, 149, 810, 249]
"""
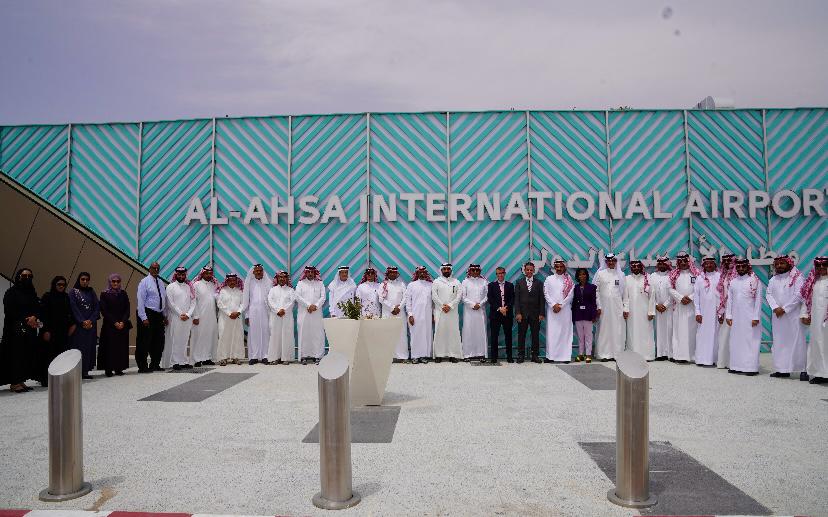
[337, 297, 362, 320]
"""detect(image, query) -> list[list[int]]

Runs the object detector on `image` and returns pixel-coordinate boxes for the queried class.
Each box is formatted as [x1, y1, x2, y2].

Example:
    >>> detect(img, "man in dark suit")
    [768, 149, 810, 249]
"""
[514, 261, 545, 363]
[487, 266, 515, 363]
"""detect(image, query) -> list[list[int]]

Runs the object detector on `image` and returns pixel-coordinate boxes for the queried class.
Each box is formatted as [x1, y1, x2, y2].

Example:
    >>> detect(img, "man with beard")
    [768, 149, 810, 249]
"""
[191, 266, 218, 367]
[162, 267, 195, 370]
[669, 252, 700, 363]
[515, 261, 545, 363]
[623, 259, 655, 360]
[328, 266, 356, 318]
[432, 263, 463, 363]
[487, 267, 515, 364]
[296, 266, 326, 364]
[1, 268, 39, 392]
[693, 256, 721, 366]
[379, 266, 409, 362]
[216, 273, 244, 365]
[650, 256, 673, 360]
[594, 254, 625, 361]
[356, 268, 381, 317]
[725, 258, 764, 376]
[800, 257, 828, 384]
[243, 264, 271, 365]
[405, 266, 434, 364]
[461, 264, 488, 361]
[766, 255, 806, 379]
[544, 258, 575, 363]
[135, 262, 167, 373]
[716, 253, 736, 368]
[267, 271, 296, 364]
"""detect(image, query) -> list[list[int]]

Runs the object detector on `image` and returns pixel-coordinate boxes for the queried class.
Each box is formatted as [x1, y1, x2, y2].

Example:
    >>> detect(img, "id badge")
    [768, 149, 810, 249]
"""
[614, 279, 619, 286]
[690, 276, 696, 284]
[579, 305, 586, 310]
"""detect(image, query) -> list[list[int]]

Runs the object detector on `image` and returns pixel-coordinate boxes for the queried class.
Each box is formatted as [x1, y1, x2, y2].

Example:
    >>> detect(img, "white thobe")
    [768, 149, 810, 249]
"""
[670, 271, 697, 362]
[726, 275, 764, 373]
[432, 277, 463, 359]
[379, 279, 409, 359]
[242, 278, 271, 360]
[802, 277, 828, 378]
[356, 282, 381, 317]
[717, 273, 735, 368]
[544, 274, 574, 361]
[461, 277, 488, 358]
[328, 279, 356, 318]
[216, 287, 245, 360]
[267, 285, 296, 362]
[651, 271, 674, 358]
[162, 282, 195, 367]
[595, 269, 625, 359]
[296, 279, 326, 359]
[766, 272, 806, 373]
[190, 280, 218, 362]
[693, 272, 721, 365]
[623, 274, 656, 361]
[405, 280, 433, 359]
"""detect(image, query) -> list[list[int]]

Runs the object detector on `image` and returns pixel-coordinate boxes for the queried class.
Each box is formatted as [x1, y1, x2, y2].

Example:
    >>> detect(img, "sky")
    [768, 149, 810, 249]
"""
[1, 0, 826, 125]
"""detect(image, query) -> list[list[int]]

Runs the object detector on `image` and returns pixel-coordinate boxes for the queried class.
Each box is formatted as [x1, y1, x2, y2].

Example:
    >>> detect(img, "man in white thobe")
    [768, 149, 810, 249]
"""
[432, 263, 463, 362]
[267, 271, 296, 364]
[379, 266, 408, 362]
[461, 264, 488, 361]
[651, 256, 674, 360]
[693, 257, 721, 366]
[800, 257, 828, 384]
[328, 266, 356, 318]
[716, 254, 736, 368]
[623, 260, 656, 360]
[669, 252, 700, 363]
[296, 266, 327, 364]
[191, 266, 218, 367]
[162, 267, 195, 370]
[243, 263, 271, 364]
[544, 258, 575, 362]
[595, 253, 625, 360]
[405, 266, 434, 363]
[216, 273, 244, 364]
[725, 258, 764, 375]
[355, 268, 381, 317]
[767, 255, 806, 379]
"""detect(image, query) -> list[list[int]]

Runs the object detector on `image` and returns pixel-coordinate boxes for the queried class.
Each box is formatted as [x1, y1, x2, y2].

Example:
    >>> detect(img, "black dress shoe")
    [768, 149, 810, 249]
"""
[261, 359, 270, 365]
[193, 361, 203, 367]
[138, 368, 152, 374]
[800, 372, 810, 382]
[82, 374, 93, 379]
[490, 359, 497, 364]
[809, 377, 825, 384]
[105, 370, 113, 377]
[516, 358, 524, 364]
[203, 360, 215, 366]
[172, 364, 182, 371]
[300, 358, 308, 365]
[151, 365, 164, 372]
[450, 358, 458, 363]
[115, 371, 124, 376]
[531, 358, 542, 364]
[655, 356, 667, 361]
[507, 358, 514, 363]
[745, 372, 758, 376]
[183, 364, 193, 369]
[769, 372, 790, 378]
[435, 358, 442, 363]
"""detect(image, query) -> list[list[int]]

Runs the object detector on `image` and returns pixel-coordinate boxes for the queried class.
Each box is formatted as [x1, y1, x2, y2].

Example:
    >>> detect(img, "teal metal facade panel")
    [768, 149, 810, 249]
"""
[0, 125, 68, 210]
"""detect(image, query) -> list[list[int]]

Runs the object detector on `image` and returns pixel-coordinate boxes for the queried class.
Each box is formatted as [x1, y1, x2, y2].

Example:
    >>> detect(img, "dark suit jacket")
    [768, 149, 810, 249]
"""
[572, 283, 598, 321]
[514, 276, 545, 319]
[487, 281, 515, 320]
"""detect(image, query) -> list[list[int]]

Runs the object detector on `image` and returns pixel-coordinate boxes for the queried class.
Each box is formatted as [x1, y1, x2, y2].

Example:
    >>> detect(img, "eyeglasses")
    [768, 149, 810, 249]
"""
[111, 280, 121, 284]
[56, 282, 67, 287]
[20, 273, 33, 279]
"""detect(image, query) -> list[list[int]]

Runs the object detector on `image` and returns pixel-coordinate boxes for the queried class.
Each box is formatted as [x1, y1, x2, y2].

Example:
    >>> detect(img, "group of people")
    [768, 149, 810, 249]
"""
[0, 270, 131, 392]
[3, 251, 827, 392]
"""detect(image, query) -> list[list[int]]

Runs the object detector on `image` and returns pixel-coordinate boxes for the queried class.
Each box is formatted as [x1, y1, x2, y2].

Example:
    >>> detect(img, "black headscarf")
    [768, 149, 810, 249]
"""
[41, 276, 72, 334]
[13, 268, 36, 293]
[3, 268, 40, 329]
[73, 272, 92, 291]
[49, 275, 68, 293]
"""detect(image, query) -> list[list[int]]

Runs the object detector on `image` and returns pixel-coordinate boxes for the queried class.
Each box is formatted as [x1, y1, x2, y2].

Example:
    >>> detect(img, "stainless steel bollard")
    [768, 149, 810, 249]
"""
[39, 350, 92, 502]
[607, 350, 657, 508]
[312, 352, 361, 510]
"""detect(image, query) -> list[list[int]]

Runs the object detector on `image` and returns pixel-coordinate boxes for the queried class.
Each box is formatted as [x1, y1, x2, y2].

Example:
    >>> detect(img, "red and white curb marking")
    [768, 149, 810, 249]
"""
[0, 512, 291, 517]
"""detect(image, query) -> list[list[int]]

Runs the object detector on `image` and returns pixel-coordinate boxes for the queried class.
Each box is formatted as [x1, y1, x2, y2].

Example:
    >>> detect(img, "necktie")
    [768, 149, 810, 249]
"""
[499, 282, 505, 307]
[155, 277, 163, 311]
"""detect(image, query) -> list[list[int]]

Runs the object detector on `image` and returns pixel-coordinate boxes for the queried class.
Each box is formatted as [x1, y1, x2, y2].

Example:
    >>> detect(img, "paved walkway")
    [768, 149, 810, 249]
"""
[1, 355, 825, 516]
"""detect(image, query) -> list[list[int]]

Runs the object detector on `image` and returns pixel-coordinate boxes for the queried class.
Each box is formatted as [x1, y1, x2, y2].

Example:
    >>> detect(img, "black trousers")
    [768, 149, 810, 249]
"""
[489, 316, 513, 360]
[517, 315, 541, 359]
[135, 308, 165, 369]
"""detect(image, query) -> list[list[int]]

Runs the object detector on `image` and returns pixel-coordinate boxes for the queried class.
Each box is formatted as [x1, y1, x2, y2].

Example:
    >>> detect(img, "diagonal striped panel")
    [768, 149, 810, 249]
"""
[765, 108, 827, 270]
[450, 112, 529, 280]
[290, 114, 367, 286]
[610, 111, 689, 258]
[530, 111, 611, 269]
[687, 110, 772, 343]
[370, 113, 448, 277]
[139, 120, 212, 279]
[214, 117, 289, 278]
[0, 125, 68, 210]
[69, 123, 140, 256]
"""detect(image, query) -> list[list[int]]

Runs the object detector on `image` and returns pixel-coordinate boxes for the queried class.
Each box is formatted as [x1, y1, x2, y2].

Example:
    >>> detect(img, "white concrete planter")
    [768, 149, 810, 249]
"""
[323, 317, 403, 406]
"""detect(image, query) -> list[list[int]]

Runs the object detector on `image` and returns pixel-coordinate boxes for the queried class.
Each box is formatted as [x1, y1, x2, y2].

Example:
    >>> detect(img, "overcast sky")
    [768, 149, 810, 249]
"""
[1, 0, 826, 125]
